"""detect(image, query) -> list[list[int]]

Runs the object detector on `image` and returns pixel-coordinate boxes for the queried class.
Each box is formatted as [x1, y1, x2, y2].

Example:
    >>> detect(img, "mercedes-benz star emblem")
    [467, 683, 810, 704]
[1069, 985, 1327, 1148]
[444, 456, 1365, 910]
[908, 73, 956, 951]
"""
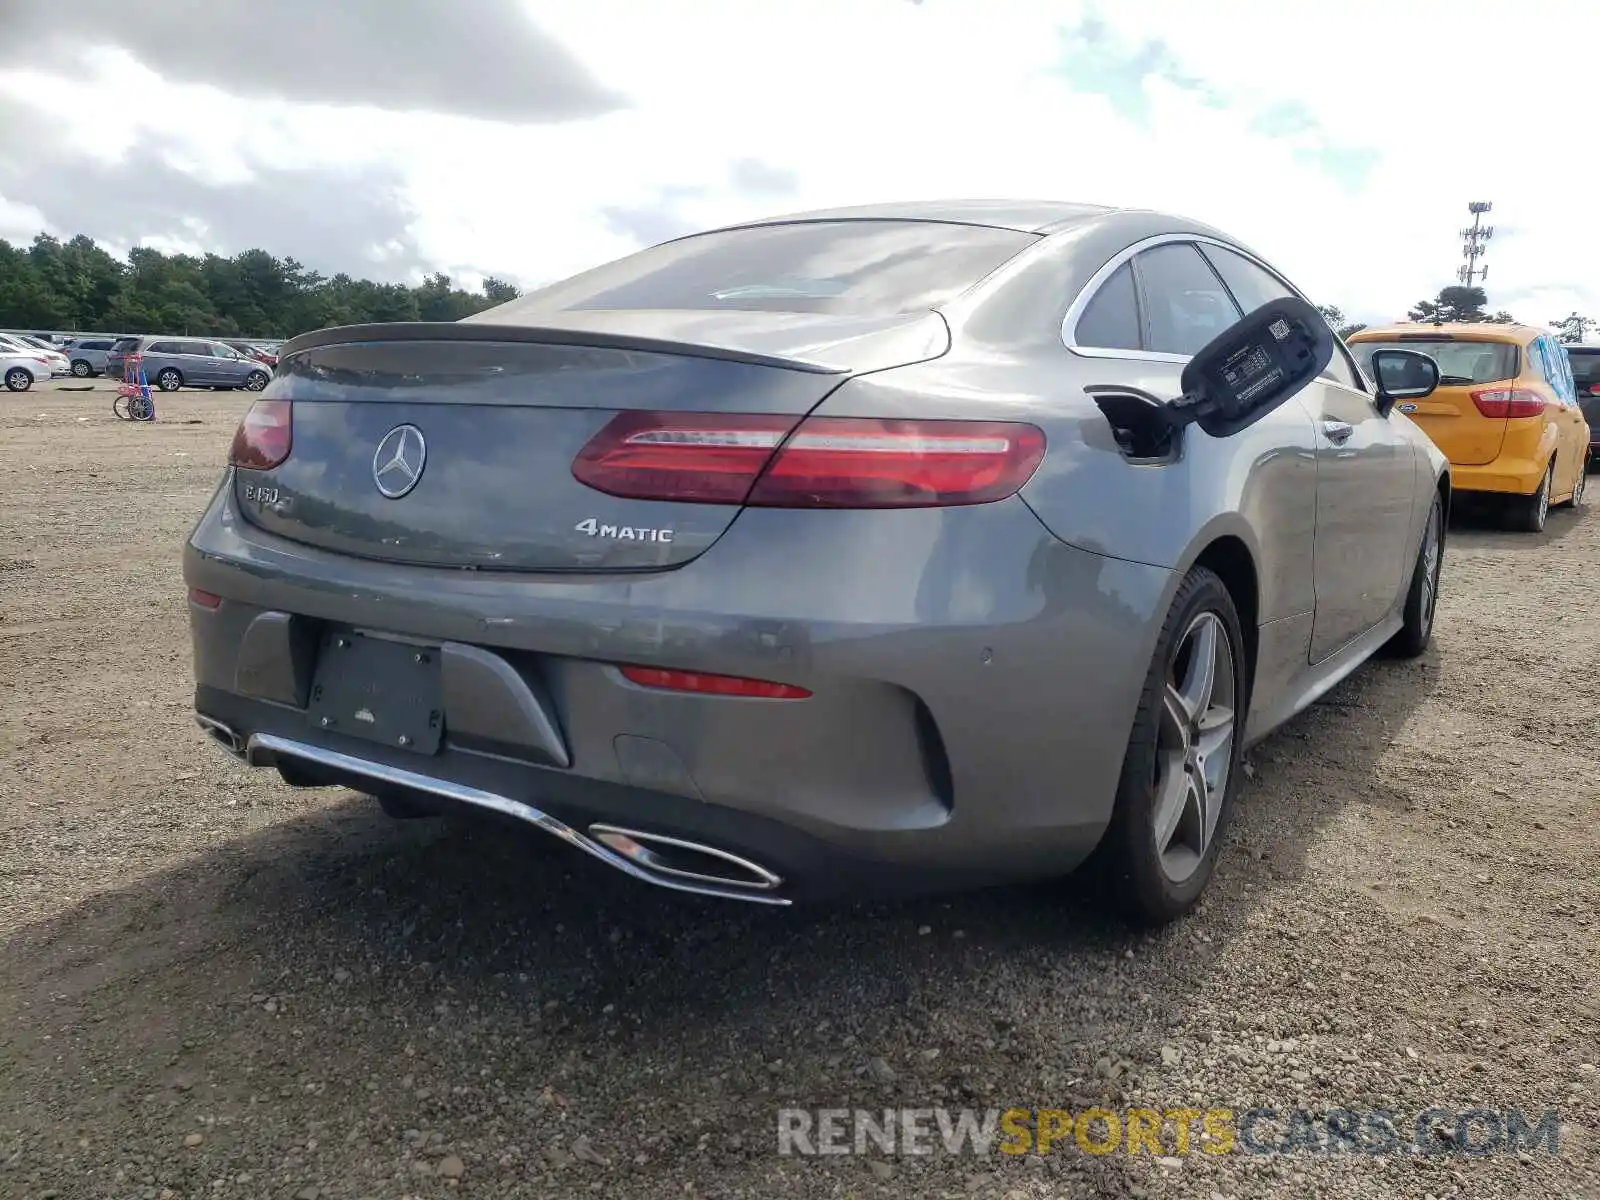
[372, 424, 427, 499]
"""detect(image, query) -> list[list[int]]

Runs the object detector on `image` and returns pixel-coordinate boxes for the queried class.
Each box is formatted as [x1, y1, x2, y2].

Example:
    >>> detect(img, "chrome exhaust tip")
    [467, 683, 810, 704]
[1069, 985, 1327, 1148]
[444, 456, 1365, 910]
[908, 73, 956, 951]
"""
[239, 732, 791, 905]
[195, 714, 245, 756]
[588, 824, 784, 892]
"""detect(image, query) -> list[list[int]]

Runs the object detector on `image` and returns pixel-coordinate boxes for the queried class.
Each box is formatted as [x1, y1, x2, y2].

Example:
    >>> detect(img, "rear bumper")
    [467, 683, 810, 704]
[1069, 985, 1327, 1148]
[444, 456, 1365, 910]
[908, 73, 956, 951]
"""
[183, 475, 1178, 902]
[1447, 457, 1551, 496]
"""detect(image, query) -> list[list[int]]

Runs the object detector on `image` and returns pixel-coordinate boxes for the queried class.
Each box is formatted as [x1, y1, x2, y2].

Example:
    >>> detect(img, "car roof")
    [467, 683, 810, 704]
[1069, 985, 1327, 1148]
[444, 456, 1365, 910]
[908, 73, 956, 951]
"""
[1349, 322, 1539, 344]
[703, 198, 1126, 236]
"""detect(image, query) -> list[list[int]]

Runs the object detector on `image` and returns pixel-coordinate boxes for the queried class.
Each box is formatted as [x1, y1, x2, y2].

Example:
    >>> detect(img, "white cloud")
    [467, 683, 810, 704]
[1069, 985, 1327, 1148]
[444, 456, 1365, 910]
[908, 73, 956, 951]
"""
[1, 0, 1595, 326]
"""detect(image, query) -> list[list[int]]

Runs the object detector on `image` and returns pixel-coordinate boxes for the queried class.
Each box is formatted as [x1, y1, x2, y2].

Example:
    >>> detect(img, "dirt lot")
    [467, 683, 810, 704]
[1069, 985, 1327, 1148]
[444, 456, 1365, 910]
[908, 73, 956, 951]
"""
[1, 382, 1597, 1200]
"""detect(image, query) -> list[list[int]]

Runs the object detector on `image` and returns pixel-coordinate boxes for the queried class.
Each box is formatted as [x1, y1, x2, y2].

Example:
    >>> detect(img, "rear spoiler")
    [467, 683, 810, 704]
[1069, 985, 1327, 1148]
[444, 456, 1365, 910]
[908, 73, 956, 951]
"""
[276, 321, 848, 375]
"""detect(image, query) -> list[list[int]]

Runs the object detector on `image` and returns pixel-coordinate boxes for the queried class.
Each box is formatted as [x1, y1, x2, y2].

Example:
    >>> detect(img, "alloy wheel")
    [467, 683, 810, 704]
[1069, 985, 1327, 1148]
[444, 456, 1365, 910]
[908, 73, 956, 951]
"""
[1419, 501, 1441, 635]
[1151, 610, 1237, 885]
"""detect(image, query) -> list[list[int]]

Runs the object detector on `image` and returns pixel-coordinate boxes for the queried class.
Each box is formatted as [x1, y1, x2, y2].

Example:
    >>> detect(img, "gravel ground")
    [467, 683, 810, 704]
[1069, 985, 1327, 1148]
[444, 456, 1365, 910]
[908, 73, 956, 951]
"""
[2, 383, 1597, 1200]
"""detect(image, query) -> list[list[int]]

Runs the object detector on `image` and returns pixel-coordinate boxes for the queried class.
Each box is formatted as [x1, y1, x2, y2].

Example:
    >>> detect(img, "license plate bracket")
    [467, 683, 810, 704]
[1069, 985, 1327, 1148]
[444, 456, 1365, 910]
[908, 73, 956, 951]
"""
[306, 631, 444, 754]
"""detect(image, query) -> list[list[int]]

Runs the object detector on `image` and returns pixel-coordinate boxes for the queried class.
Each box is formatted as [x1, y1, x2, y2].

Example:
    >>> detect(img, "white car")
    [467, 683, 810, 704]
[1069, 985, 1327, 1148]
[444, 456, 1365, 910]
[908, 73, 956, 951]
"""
[0, 334, 69, 377]
[2, 349, 56, 391]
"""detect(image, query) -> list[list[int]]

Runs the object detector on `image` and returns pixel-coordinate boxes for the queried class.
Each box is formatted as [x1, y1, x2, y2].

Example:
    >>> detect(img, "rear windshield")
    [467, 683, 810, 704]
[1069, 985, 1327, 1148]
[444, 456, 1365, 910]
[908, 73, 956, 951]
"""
[1566, 348, 1600, 392]
[1349, 338, 1519, 386]
[508, 219, 1039, 317]
[110, 337, 140, 353]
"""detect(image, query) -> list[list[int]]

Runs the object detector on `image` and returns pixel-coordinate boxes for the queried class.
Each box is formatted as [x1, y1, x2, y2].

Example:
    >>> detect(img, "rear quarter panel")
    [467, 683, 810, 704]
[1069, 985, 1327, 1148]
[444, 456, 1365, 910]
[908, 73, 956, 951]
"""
[822, 214, 1323, 628]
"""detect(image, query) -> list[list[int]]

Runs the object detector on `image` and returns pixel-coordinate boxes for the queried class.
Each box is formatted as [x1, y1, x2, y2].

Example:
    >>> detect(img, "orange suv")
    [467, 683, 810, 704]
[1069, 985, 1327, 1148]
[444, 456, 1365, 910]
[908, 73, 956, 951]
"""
[1347, 323, 1589, 532]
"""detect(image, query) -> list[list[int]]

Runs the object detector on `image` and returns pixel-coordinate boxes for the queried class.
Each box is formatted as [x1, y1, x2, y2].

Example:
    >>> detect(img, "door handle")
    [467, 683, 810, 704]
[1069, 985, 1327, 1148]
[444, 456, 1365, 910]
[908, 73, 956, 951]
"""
[1322, 419, 1354, 443]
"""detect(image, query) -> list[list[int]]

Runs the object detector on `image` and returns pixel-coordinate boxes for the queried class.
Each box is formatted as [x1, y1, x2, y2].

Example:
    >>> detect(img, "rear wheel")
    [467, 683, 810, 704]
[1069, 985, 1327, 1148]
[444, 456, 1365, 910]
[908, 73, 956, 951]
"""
[1096, 566, 1248, 926]
[1508, 459, 1553, 532]
[1386, 492, 1443, 658]
[156, 367, 183, 392]
[71, 359, 92, 377]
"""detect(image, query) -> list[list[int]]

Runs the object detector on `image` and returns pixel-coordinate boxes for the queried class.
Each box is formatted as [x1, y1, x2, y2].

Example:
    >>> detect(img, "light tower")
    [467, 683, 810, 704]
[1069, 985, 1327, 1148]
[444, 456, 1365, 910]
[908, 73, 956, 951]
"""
[1458, 201, 1493, 286]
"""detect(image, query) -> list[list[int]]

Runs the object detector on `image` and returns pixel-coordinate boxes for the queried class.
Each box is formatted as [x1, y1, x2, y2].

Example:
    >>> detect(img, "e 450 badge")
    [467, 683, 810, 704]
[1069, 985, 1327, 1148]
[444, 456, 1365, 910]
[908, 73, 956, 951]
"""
[574, 518, 673, 543]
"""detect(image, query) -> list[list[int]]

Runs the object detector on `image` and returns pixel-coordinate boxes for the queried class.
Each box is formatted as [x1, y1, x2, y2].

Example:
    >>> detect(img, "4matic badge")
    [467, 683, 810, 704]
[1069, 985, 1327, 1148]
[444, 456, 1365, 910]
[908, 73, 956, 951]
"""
[574, 518, 674, 543]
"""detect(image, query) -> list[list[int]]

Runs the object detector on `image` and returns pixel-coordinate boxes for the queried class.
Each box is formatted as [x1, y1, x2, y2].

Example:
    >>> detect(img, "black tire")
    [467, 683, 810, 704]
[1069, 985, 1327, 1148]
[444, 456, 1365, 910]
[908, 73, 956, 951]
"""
[156, 367, 183, 392]
[1508, 459, 1552, 531]
[112, 394, 131, 420]
[70, 359, 92, 377]
[4, 366, 32, 392]
[1095, 566, 1250, 926]
[244, 370, 269, 392]
[1385, 492, 1443, 659]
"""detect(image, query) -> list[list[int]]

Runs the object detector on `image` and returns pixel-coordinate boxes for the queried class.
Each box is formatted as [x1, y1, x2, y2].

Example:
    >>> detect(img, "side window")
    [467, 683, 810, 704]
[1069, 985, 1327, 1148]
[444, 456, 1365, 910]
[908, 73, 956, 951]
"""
[1553, 340, 1576, 404]
[1322, 341, 1363, 390]
[1132, 242, 1242, 356]
[1197, 243, 1293, 312]
[1074, 261, 1141, 350]
[1201, 241, 1362, 390]
[1530, 338, 1561, 404]
[147, 341, 179, 354]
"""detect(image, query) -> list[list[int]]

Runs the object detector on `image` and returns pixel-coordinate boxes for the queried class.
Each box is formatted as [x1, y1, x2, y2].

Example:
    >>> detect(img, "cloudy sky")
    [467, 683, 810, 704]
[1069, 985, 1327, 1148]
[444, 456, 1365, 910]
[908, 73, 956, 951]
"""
[0, 0, 1592, 326]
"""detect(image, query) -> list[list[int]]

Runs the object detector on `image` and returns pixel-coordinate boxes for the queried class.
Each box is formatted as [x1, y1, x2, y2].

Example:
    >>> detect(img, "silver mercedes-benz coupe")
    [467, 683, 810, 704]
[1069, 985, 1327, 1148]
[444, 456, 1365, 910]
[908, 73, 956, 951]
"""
[183, 200, 1450, 924]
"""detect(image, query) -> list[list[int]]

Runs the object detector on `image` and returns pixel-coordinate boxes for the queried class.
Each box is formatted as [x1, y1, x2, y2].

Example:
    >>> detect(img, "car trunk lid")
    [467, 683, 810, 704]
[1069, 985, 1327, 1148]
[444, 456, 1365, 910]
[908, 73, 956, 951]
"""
[230, 312, 949, 573]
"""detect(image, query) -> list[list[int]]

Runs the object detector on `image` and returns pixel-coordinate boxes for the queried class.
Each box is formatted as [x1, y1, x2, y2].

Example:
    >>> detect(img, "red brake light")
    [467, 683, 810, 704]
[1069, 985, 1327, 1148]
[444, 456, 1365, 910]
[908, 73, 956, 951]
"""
[187, 587, 222, 609]
[619, 665, 810, 699]
[1470, 388, 1545, 419]
[1589, 384, 1600, 397]
[573, 412, 1045, 508]
[572, 411, 796, 503]
[229, 399, 293, 469]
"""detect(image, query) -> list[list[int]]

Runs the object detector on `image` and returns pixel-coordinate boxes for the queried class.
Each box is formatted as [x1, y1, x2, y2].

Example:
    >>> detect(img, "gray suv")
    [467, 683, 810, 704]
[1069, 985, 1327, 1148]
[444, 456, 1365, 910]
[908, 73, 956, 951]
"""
[64, 337, 118, 377]
[106, 336, 272, 392]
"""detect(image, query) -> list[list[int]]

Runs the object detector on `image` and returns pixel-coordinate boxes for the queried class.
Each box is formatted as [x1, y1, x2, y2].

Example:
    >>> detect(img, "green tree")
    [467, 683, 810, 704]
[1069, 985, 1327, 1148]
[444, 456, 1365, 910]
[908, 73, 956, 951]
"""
[1315, 304, 1368, 339]
[0, 231, 518, 337]
[1406, 285, 1515, 325]
[1549, 312, 1596, 344]
[482, 276, 521, 304]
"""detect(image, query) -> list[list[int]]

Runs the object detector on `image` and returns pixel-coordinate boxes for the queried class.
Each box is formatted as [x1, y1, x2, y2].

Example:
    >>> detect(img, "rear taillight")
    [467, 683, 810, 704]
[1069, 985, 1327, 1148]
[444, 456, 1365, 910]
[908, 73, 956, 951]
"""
[1471, 388, 1545, 419]
[229, 399, 292, 469]
[187, 587, 222, 609]
[572, 412, 1045, 508]
[619, 665, 810, 699]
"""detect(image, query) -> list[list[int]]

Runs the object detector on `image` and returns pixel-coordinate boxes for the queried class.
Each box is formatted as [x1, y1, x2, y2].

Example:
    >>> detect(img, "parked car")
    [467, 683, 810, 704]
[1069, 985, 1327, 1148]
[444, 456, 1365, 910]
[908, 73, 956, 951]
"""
[105, 336, 272, 392]
[184, 200, 1450, 925]
[1563, 343, 1600, 468]
[0, 334, 69, 377]
[2, 346, 57, 391]
[223, 340, 279, 368]
[1347, 324, 1588, 531]
[63, 337, 119, 377]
